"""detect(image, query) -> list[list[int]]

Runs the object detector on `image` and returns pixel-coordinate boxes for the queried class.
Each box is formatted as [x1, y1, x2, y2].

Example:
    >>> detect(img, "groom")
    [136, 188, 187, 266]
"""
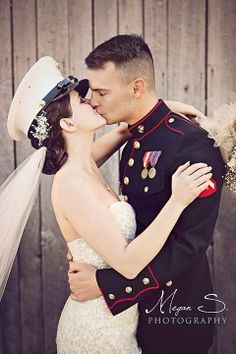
[68, 35, 225, 354]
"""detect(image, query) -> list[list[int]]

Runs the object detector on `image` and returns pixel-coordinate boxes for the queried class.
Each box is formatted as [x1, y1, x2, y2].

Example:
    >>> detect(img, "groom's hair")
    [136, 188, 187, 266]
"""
[85, 34, 155, 90]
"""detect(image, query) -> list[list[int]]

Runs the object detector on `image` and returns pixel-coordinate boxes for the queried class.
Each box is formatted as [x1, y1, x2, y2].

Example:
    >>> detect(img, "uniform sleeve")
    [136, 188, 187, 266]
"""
[96, 130, 226, 315]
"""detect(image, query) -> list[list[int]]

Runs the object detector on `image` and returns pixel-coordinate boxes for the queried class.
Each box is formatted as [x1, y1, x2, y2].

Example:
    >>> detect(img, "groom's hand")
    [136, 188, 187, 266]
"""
[68, 261, 102, 302]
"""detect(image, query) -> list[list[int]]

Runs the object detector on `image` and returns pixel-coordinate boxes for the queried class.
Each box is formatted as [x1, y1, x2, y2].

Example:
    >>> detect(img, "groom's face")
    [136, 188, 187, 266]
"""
[87, 62, 135, 125]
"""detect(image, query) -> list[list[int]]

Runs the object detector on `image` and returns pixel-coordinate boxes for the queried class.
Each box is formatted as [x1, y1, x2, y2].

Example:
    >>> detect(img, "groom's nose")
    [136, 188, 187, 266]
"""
[90, 94, 100, 109]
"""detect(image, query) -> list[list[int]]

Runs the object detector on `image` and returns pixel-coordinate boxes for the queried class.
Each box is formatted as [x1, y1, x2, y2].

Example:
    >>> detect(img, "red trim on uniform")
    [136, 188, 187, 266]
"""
[138, 111, 172, 141]
[171, 114, 205, 131]
[147, 265, 159, 287]
[164, 116, 184, 135]
[128, 100, 163, 132]
[105, 267, 160, 311]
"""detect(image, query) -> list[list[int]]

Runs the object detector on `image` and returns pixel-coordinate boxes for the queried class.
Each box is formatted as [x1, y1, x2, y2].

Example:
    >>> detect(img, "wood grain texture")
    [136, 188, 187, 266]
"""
[68, 0, 93, 78]
[37, 1, 70, 352]
[168, 0, 206, 110]
[208, 1, 236, 353]
[144, 0, 168, 98]
[118, 0, 142, 34]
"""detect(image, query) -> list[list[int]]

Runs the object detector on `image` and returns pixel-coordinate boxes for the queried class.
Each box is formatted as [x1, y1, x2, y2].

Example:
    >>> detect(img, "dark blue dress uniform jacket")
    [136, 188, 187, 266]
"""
[96, 100, 225, 354]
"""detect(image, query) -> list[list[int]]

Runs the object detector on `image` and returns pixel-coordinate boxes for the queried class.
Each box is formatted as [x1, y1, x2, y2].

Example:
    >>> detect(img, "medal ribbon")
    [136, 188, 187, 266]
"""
[150, 151, 162, 168]
[143, 151, 152, 168]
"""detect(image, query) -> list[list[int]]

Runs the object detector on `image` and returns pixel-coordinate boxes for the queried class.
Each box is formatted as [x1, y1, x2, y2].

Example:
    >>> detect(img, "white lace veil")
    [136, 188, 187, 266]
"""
[0, 146, 46, 300]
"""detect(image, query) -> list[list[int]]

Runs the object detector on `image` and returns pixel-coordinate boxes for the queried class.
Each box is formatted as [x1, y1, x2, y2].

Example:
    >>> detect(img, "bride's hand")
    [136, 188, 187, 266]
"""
[171, 161, 213, 208]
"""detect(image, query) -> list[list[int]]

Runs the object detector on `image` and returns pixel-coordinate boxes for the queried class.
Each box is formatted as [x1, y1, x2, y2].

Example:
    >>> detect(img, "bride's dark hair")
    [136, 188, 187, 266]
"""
[29, 94, 72, 175]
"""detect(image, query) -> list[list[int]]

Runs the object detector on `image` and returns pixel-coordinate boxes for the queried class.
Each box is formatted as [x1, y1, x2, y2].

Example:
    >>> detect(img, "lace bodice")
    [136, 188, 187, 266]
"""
[67, 200, 137, 268]
[57, 200, 141, 354]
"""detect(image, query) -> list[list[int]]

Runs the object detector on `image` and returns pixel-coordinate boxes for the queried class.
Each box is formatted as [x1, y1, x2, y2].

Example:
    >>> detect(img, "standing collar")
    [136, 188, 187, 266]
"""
[128, 99, 171, 139]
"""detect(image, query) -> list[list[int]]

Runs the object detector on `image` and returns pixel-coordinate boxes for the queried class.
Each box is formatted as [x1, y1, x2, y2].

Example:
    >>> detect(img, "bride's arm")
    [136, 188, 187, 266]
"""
[91, 102, 205, 167]
[60, 162, 212, 279]
[91, 123, 131, 167]
[165, 100, 206, 120]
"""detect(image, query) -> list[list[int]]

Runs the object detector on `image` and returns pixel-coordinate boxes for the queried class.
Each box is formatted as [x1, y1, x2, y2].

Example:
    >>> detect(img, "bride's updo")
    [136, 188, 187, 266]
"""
[29, 94, 72, 175]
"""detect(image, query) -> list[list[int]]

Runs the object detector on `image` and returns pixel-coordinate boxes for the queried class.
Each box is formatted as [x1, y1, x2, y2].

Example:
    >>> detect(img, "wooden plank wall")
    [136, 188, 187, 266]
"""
[0, 1, 235, 353]
[208, 1, 236, 354]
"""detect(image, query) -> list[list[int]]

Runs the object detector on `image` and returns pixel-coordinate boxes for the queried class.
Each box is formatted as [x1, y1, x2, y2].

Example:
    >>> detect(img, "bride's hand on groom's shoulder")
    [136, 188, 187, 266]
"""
[165, 100, 206, 121]
[67, 261, 101, 302]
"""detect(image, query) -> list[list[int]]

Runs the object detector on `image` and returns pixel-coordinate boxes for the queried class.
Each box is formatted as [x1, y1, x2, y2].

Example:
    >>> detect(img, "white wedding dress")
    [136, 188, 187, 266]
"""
[56, 200, 142, 354]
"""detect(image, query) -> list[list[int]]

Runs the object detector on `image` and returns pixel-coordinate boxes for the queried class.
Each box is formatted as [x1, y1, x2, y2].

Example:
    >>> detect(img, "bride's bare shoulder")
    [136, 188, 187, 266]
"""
[51, 165, 89, 201]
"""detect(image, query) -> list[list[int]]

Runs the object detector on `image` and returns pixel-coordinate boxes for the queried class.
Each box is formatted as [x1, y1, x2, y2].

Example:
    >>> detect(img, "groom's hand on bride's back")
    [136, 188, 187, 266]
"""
[67, 258, 101, 301]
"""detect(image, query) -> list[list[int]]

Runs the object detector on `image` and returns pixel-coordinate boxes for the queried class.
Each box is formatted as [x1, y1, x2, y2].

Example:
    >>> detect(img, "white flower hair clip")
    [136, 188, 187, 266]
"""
[29, 111, 51, 147]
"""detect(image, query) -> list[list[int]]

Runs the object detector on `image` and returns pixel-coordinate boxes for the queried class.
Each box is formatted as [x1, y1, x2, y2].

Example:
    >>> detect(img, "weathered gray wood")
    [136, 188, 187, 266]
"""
[208, 1, 236, 353]
[168, 0, 206, 109]
[118, 0, 142, 34]
[11, 1, 45, 353]
[0, 1, 22, 354]
[68, 0, 93, 78]
[37, 1, 70, 353]
[94, 0, 119, 192]
[144, 0, 168, 99]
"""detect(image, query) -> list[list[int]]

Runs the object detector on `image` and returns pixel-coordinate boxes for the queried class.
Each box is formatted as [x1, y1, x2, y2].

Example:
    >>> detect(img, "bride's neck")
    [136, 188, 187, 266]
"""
[65, 131, 94, 172]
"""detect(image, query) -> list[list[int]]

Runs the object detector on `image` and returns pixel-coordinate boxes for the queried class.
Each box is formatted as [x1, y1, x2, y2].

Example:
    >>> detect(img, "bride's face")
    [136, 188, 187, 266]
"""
[69, 90, 106, 132]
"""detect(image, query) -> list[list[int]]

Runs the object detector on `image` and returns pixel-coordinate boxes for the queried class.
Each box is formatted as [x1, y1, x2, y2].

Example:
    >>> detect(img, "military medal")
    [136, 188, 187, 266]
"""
[148, 167, 156, 179]
[141, 152, 152, 179]
[148, 151, 162, 179]
[141, 168, 148, 179]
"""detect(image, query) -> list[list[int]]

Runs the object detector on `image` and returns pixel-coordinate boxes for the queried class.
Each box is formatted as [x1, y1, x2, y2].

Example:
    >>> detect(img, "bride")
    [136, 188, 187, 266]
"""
[2, 57, 215, 353]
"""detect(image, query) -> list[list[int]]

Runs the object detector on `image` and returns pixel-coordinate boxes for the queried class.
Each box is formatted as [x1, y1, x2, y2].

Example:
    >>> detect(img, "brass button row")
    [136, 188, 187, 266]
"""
[134, 140, 140, 149]
[128, 158, 135, 166]
[108, 278, 152, 300]
[124, 177, 129, 185]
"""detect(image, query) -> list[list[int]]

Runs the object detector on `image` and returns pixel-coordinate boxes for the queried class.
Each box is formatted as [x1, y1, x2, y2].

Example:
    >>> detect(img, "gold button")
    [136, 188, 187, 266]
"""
[144, 186, 149, 193]
[124, 177, 129, 185]
[142, 277, 150, 285]
[166, 280, 173, 287]
[137, 125, 144, 133]
[134, 141, 140, 149]
[123, 195, 128, 202]
[125, 286, 133, 293]
[108, 293, 115, 300]
[128, 158, 135, 166]
[38, 100, 46, 108]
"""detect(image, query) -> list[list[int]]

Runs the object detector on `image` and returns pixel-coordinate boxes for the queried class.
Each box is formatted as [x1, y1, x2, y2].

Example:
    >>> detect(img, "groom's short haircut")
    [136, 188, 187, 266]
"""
[85, 34, 155, 90]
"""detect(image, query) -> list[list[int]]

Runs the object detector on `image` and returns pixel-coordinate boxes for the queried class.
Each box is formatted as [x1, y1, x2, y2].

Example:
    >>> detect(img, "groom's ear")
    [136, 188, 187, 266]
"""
[60, 118, 77, 132]
[131, 78, 146, 98]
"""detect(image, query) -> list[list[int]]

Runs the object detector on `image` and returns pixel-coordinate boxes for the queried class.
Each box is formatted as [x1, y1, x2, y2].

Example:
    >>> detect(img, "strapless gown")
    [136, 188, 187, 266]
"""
[56, 201, 142, 354]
